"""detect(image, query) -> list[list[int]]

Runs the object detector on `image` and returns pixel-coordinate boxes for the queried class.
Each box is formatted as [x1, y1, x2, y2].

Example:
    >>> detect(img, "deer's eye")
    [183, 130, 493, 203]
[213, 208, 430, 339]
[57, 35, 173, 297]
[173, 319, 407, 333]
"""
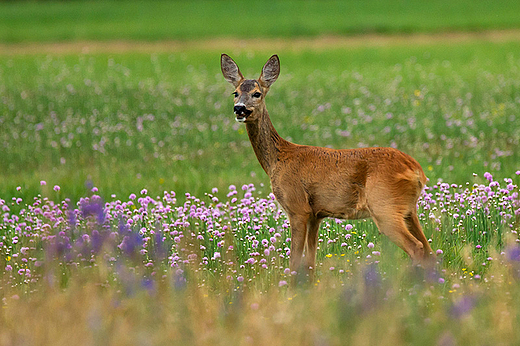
[252, 92, 262, 98]
[232, 91, 239, 97]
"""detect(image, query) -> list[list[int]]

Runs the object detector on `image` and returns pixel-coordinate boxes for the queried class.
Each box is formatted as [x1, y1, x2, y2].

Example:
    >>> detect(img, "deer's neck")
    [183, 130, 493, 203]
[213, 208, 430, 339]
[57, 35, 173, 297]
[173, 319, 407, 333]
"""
[245, 107, 287, 176]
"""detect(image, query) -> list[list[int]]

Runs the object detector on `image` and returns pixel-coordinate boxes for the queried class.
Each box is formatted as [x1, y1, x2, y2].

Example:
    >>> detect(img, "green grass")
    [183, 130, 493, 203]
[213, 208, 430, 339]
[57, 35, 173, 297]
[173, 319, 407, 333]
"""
[1, 0, 520, 43]
[1, 40, 520, 202]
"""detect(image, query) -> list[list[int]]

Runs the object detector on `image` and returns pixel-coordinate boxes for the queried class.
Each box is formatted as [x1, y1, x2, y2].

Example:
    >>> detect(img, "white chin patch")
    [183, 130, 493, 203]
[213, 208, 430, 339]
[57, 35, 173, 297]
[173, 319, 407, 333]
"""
[235, 116, 246, 122]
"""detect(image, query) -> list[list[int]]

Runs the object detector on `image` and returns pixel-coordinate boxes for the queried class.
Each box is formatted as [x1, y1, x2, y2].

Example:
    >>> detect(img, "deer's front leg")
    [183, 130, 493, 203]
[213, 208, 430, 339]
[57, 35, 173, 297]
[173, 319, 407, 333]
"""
[304, 217, 322, 277]
[288, 214, 309, 273]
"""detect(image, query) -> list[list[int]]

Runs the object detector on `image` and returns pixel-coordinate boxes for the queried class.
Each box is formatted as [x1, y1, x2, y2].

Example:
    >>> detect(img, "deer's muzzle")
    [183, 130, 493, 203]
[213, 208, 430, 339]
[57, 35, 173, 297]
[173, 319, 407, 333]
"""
[234, 104, 253, 122]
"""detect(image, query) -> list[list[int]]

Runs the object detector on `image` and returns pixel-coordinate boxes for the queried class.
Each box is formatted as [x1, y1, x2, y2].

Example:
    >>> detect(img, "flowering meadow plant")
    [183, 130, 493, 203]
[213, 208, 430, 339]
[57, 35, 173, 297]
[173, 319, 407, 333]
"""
[2, 172, 519, 292]
[1, 173, 520, 344]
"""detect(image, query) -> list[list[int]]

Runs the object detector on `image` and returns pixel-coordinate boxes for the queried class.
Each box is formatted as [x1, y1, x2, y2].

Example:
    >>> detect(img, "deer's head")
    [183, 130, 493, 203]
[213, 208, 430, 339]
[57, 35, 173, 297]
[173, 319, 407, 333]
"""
[221, 54, 280, 123]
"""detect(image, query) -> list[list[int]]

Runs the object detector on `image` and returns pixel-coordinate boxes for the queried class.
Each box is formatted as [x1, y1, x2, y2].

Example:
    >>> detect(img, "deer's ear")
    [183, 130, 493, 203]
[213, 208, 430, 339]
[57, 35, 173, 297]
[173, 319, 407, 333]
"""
[221, 54, 244, 87]
[259, 55, 280, 89]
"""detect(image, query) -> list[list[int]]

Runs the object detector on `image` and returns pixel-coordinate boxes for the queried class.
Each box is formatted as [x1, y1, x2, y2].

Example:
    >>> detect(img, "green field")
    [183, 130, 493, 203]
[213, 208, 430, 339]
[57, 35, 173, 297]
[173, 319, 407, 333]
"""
[2, 41, 520, 202]
[2, 1, 520, 345]
[1, 0, 520, 43]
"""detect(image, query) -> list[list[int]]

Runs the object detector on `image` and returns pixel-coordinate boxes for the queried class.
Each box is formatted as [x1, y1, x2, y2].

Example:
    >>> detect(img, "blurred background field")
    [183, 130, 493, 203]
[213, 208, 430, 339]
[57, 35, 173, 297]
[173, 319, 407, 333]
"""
[1, 0, 520, 43]
[2, 1, 520, 345]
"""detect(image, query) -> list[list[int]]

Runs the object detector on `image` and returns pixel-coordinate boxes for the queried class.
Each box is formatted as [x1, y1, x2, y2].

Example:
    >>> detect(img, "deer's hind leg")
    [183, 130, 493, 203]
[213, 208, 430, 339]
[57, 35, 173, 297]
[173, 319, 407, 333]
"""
[366, 171, 429, 261]
[372, 213, 425, 261]
[367, 195, 425, 260]
[405, 212, 433, 257]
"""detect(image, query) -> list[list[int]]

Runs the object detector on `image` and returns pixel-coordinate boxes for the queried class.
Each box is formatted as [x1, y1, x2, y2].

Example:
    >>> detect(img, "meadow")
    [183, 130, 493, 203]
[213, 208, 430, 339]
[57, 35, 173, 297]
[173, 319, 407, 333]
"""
[2, 41, 520, 201]
[2, 1, 520, 344]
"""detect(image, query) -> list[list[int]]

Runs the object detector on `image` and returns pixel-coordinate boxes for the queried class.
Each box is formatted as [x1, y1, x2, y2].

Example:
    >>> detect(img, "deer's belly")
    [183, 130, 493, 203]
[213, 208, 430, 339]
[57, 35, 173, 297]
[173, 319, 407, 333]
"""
[316, 208, 371, 220]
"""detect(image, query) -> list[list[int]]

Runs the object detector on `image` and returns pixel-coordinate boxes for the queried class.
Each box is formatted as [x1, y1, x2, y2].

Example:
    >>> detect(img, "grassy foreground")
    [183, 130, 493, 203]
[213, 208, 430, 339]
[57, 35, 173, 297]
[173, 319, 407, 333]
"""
[1, 173, 519, 345]
[1, 0, 520, 43]
[2, 260, 520, 345]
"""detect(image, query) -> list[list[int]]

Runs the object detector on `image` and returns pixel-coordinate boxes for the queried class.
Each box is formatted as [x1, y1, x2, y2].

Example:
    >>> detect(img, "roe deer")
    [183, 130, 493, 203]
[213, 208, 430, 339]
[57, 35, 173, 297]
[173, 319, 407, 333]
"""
[221, 54, 433, 276]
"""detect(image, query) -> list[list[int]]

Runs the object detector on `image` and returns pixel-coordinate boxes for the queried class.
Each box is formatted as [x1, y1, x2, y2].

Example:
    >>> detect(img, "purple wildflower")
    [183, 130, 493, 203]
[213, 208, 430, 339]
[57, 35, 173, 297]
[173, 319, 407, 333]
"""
[507, 246, 520, 262]
[80, 197, 105, 224]
[119, 232, 144, 258]
[364, 264, 381, 287]
[450, 296, 476, 319]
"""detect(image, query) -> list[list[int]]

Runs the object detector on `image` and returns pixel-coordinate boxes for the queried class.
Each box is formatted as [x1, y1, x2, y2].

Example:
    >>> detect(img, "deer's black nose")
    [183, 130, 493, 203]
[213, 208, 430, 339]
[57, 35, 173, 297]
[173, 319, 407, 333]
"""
[234, 105, 246, 114]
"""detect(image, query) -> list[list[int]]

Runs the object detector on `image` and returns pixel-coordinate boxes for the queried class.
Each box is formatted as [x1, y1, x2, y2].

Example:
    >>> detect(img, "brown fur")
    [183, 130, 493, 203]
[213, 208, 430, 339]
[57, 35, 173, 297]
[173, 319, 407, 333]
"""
[221, 54, 434, 275]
